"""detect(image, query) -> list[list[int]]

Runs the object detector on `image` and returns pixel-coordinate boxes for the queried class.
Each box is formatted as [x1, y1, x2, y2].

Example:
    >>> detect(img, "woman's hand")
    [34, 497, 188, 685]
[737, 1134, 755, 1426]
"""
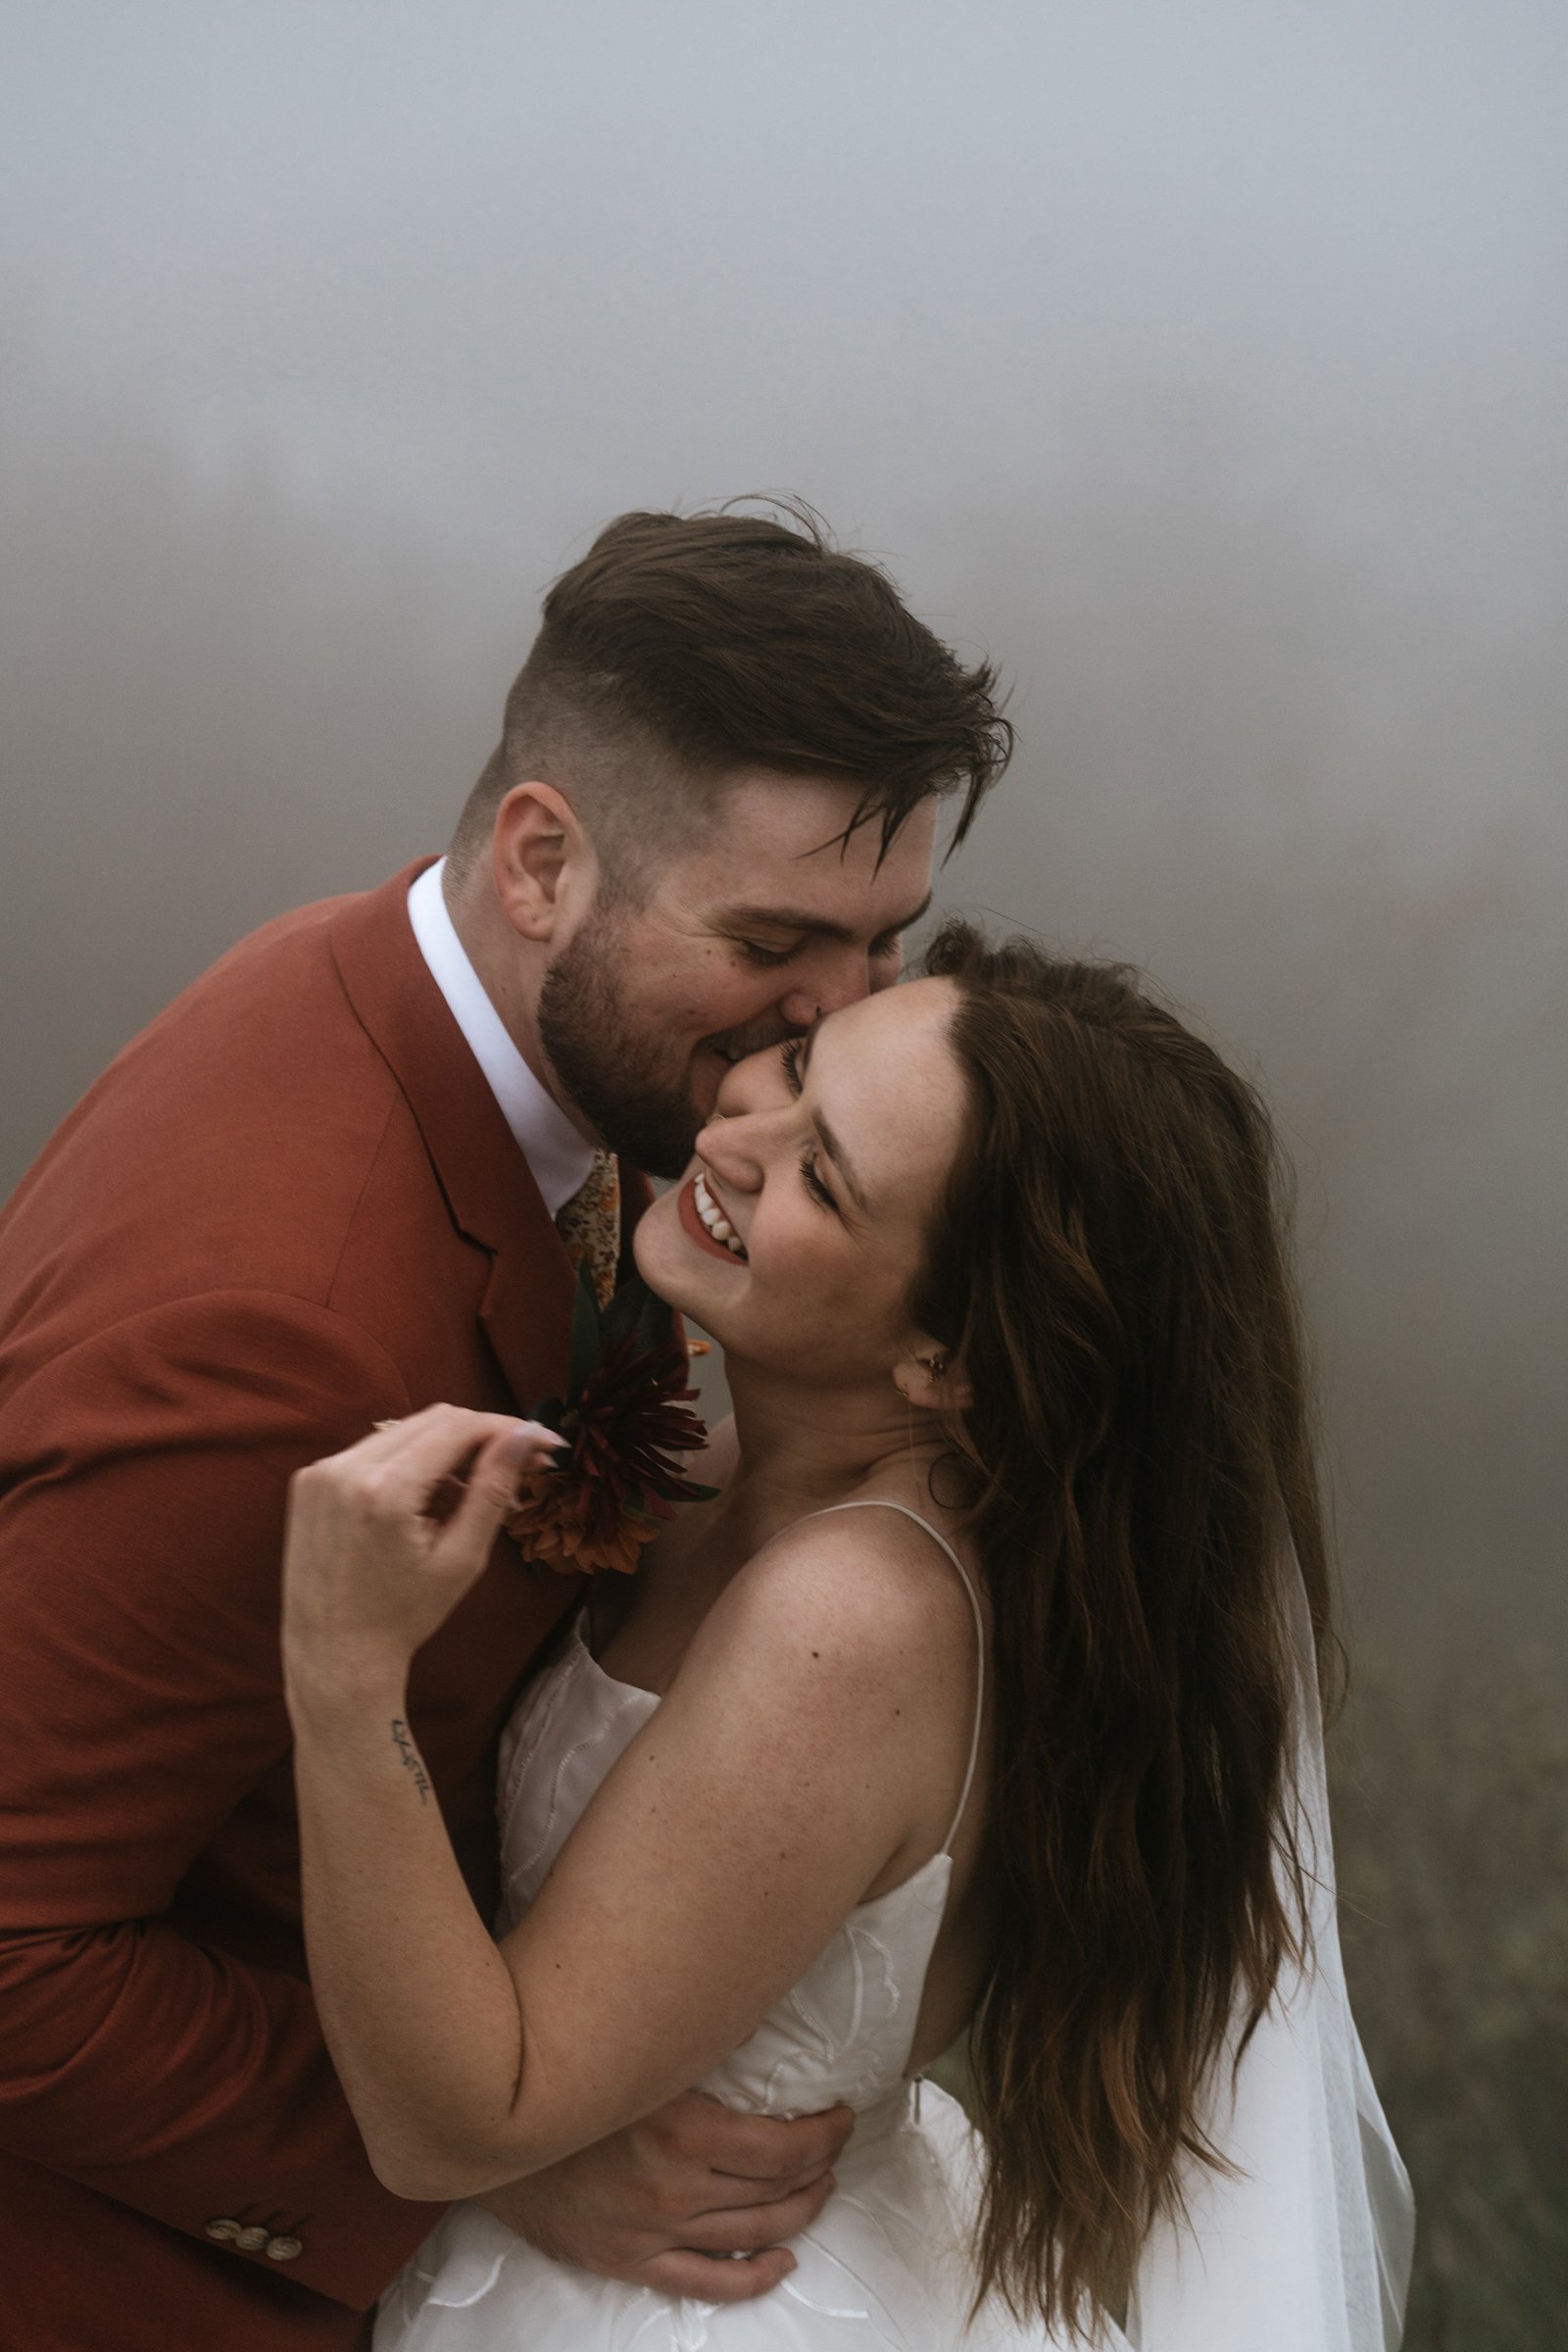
[281, 1405, 562, 1710]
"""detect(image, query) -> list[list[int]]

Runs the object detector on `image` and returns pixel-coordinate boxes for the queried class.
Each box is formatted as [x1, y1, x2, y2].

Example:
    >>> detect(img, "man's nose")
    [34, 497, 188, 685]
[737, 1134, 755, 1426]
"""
[777, 945, 874, 1028]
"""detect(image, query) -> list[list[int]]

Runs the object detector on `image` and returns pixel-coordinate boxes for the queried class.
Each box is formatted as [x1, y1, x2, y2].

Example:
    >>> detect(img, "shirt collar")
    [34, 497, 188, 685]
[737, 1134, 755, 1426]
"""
[406, 859, 596, 1220]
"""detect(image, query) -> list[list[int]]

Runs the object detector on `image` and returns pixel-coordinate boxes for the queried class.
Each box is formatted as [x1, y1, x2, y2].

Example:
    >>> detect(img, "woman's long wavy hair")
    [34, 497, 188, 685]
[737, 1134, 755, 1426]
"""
[909, 921, 1335, 2337]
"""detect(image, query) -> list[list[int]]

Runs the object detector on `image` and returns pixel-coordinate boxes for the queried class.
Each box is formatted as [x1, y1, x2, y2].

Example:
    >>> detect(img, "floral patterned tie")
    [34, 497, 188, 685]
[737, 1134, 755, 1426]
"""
[554, 1149, 621, 1309]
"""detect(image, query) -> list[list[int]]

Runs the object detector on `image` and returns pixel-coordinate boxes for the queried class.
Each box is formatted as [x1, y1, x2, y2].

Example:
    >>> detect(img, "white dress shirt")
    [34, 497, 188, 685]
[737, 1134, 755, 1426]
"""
[407, 859, 596, 1218]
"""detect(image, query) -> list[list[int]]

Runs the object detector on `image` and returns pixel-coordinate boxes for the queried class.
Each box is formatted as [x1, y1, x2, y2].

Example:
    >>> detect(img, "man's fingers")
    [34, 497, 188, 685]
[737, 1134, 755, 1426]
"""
[700, 2156, 839, 2209]
[702, 2102, 856, 2183]
[677, 2175, 836, 2251]
[639, 2247, 798, 2304]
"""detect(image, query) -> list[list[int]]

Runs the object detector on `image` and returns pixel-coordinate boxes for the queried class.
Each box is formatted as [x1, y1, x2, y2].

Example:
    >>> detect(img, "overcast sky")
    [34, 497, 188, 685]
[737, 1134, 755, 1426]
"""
[3, 0, 1564, 1660]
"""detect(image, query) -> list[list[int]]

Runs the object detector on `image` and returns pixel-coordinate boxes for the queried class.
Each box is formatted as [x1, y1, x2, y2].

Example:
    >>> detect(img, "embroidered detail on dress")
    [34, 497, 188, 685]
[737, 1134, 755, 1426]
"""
[497, 1645, 575, 1816]
[504, 1661, 647, 1889]
[778, 2278, 879, 2325]
[779, 2234, 908, 2343]
[624, 2289, 710, 2349]
[661, 2300, 717, 2351]
[845, 1921, 900, 2040]
[422, 2250, 513, 2308]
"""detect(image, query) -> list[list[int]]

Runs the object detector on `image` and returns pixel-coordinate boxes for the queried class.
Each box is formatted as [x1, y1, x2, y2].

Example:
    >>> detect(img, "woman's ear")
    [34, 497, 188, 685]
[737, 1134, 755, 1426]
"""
[892, 1343, 973, 1413]
[491, 781, 600, 944]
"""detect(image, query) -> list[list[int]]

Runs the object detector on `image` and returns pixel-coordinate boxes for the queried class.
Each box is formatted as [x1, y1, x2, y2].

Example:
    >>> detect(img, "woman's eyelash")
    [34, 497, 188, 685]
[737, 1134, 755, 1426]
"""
[778, 1044, 835, 1211]
[800, 1152, 836, 1211]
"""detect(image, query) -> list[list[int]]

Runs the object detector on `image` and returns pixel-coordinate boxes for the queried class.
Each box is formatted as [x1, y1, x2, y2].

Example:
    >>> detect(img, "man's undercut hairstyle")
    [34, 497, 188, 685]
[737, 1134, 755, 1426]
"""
[449, 502, 1012, 898]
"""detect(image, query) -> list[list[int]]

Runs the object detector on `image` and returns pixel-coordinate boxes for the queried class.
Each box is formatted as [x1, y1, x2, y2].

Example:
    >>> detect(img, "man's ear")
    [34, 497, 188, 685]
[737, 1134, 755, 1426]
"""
[891, 1341, 973, 1413]
[491, 781, 600, 944]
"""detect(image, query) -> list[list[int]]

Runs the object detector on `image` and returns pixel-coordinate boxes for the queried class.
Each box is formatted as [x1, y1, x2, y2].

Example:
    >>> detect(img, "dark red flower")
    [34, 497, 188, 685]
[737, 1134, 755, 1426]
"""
[506, 1273, 715, 1576]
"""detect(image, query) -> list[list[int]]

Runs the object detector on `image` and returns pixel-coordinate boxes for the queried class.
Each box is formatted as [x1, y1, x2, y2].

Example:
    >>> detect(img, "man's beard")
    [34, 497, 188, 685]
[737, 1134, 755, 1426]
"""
[536, 910, 704, 1179]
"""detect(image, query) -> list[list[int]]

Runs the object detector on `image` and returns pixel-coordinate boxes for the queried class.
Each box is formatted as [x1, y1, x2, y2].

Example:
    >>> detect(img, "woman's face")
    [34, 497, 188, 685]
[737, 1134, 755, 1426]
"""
[633, 977, 967, 1388]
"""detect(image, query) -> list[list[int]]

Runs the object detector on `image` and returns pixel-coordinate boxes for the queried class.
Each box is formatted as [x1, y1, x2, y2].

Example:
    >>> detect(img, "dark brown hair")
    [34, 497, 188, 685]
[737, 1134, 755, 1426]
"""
[450, 503, 1011, 892]
[911, 920, 1332, 2336]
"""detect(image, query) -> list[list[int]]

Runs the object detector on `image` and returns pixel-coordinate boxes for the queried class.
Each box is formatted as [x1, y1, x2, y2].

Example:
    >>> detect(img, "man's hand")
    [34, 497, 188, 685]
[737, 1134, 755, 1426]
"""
[475, 2091, 855, 2302]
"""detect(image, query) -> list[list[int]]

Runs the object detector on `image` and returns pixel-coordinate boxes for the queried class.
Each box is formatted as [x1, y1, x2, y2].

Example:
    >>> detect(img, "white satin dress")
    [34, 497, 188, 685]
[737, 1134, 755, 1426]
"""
[374, 1503, 1411, 2351]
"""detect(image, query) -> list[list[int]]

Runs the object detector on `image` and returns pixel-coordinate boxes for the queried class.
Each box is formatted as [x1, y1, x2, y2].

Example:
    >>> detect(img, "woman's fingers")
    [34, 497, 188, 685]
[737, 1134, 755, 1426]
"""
[434, 1423, 560, 1568]
[283, 1408, 565, 1679]
[302, 1406, 562, 1535]
[336, 1403, 549, 1510]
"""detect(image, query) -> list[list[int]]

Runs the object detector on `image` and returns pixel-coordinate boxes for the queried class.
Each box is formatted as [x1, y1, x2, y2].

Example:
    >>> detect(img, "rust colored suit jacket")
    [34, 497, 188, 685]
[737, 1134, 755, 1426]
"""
[0, 864, 633, 2350]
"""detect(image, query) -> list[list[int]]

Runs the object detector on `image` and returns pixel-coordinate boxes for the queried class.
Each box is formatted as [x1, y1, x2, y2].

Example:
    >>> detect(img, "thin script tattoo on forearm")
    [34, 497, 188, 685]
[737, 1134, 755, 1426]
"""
[389, 1718, 431, 1805]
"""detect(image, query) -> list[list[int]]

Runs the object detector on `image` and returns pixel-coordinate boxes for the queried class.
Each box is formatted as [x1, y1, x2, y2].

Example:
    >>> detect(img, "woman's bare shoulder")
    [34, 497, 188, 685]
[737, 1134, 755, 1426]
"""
[687, 1492, 979, 1719]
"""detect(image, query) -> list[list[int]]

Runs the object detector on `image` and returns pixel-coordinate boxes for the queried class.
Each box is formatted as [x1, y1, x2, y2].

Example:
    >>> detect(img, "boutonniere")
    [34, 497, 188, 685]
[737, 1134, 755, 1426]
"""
[506, 1268, 717, 1575]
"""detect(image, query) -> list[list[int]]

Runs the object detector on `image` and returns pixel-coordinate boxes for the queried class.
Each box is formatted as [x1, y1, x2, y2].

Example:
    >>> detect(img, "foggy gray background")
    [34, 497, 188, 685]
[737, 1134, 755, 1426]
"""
[3, 0, 1564, 1664]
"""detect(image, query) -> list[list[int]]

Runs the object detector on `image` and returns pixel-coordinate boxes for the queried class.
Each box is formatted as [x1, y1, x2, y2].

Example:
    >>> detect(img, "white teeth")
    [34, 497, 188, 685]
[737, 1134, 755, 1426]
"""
[693, 1172, 747, 1258]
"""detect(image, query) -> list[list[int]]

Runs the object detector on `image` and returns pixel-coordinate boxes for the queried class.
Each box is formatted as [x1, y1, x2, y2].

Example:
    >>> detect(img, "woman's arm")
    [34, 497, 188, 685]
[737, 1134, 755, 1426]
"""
[284, 1407, 969, 2204]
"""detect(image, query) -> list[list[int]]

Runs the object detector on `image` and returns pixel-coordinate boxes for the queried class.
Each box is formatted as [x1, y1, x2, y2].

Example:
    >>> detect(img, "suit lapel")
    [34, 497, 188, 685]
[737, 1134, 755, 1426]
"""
[327, 861, 579, 1411]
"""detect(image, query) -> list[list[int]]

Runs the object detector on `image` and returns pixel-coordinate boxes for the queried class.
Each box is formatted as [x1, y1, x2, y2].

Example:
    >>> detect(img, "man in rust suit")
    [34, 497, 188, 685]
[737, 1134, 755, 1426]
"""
[0, 506, 1009, 2349]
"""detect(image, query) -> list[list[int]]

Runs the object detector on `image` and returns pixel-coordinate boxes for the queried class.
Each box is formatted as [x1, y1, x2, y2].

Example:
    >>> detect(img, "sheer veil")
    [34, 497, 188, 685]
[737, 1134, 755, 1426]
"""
[1122, 1541, 1415, 2351]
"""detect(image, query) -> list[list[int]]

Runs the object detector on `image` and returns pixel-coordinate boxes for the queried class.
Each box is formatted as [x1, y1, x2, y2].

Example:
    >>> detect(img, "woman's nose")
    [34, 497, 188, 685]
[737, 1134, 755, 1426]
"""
[693, 1105, 763, 1192]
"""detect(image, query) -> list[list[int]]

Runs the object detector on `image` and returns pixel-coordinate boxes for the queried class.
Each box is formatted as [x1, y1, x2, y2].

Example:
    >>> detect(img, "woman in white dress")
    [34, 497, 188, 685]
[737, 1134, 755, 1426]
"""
[281, 923, 1412, 2350]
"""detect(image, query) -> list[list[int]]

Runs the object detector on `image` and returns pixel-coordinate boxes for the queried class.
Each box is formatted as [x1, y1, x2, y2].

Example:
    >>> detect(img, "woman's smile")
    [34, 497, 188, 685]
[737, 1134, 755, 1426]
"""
[640, 982, 969, 1377]
[677, 1171, 749, 1263]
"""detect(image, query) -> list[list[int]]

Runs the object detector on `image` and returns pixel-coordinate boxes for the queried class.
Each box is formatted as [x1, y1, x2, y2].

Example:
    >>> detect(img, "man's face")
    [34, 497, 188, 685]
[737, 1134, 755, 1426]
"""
[537, 773, 938, 1177]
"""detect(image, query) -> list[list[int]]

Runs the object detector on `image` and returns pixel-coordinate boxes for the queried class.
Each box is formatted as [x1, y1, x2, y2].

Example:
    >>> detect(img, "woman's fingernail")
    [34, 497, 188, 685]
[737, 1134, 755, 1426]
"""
[503, 1422, 569, 1462]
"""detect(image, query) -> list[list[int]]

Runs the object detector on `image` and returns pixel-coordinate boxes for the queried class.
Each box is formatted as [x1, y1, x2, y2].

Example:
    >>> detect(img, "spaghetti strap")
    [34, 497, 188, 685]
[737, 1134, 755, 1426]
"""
[799, 1498, 986, 1857]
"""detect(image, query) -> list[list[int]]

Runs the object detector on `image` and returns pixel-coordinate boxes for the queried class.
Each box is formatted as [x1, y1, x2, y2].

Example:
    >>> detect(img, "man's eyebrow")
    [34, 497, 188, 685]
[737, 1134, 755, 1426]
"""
[798, 1026, 871, 1216]
[717, 892, 933, 945]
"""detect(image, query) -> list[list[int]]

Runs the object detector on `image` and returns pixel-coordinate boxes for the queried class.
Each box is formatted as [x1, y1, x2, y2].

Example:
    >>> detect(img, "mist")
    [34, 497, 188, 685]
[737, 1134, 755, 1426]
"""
[3, 0, 1565, 1662]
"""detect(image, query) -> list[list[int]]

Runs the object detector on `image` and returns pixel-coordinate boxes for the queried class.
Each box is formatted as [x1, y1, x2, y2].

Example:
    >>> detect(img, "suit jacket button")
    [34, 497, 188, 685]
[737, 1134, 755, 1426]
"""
[266, 2235, 305, 2263]
[235, 2226, 271, 2251]
[204, 2218, 241, 2242]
